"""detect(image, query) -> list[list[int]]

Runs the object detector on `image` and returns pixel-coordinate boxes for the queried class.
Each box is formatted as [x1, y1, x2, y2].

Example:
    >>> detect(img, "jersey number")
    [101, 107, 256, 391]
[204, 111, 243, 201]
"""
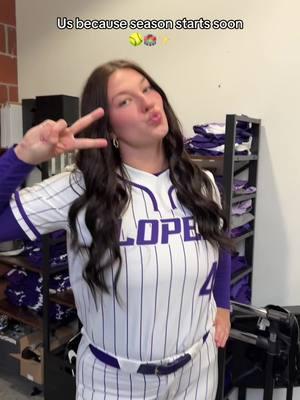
[199, 261, 218, 296]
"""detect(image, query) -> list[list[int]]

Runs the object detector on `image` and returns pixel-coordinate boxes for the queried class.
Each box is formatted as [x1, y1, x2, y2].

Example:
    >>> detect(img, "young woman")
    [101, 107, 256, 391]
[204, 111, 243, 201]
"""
[0, 59, 232, 399]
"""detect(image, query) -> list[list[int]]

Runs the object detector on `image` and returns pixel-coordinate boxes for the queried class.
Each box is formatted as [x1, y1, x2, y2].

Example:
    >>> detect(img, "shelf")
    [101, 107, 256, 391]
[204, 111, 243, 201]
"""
[232, 230, 254, 243]
[50, 290, 75, 308]
[190, 155, 224, 174]
[230, 266, 252, 286]
[231, 193, 256, 204]
[49, 264, 69, 274]
[233, 115, 261, 124]
[0, 255, 42, 273]
[234, 155, 258, 161]
[0, 298, 42, 329]
[190, 154, 258, 162]
[190, 155, 224, 161]
[0, 255, 68, 275]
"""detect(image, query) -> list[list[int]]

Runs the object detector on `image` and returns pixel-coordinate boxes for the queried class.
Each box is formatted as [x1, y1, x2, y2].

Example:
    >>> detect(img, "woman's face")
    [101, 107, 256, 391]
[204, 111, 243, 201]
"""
[107, 68, 169, 149]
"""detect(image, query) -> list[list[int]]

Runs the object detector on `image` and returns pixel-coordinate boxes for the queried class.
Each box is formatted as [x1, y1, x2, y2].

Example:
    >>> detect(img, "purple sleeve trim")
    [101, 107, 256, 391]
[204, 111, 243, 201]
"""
[0, 145, 35, 213]
[0, 205, 29, 241]
[3, 145, 36, 171]
[213, 249, 231, 309]
[14, 190, 41, 239]
[0, 144, 37, 242]
[10, 144, 36, 166]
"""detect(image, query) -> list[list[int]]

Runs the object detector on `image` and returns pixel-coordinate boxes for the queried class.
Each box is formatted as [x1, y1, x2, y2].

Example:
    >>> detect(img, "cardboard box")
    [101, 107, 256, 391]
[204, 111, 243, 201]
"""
[0, 323, 33, 375]
[10, 322, 78, 385]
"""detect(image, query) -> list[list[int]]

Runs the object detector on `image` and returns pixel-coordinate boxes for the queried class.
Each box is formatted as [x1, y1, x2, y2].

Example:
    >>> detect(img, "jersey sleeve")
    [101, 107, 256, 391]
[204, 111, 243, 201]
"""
[203, 170, 231, 310]
[213, 249, 231, 309]
[0, 205, 29, 242]
[9, 168, 85, 241]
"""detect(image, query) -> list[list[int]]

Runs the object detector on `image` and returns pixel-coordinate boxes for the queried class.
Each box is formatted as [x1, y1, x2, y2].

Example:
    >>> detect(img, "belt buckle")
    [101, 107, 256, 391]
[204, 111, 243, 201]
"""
[154, 366, 161, 375]
[154, 362, 172, 376]
[154, 364, 168, 375]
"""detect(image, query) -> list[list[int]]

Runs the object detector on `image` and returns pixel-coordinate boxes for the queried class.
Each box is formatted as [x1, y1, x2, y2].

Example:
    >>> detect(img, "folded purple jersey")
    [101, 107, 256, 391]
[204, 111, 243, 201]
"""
[230, 276, 251, 304]
[232, 200, 253, 216]
[21, 246, 68, 268]
[192, 123, 252, 141]
[6, 268, 40, 288]
[187, 148, 224, 156]
[5, 268, 27, 285]
[49, 303, 76, 321]
[187, 135, 227, 146]
[49, 273, 70, 293]
[234, 187, 256, 195]
[193, 123, 226, 135]
[231, 213, 255, 230]
[185, 144, 249, 157]
[233, 179, 256, 195]
[231, 253, 248, 274]
[5, 287, 27, 307]
[5, 267, 72, 320]
[5, 285, 74, 321]
[231, 223, 252, 238]
[186, 139, 225, 149]
[5, 279, 42, 309]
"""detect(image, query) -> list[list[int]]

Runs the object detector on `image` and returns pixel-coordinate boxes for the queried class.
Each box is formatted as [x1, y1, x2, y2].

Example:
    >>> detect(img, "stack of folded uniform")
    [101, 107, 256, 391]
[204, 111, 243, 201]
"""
[21, 229, 68, 269]
[231, 179, 256, 238]
[5, 268, 76, 322]
[230, 252, 251, 304]
[184, 121, 253, 156]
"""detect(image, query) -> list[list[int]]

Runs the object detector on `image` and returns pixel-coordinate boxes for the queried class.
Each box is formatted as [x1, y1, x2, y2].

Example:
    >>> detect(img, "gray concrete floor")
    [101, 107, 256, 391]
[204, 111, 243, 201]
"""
[0, 370, 43, 400]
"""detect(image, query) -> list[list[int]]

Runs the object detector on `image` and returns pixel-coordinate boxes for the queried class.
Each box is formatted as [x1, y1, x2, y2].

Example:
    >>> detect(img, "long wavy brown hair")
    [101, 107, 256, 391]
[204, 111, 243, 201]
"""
[68, 59, 234, 300]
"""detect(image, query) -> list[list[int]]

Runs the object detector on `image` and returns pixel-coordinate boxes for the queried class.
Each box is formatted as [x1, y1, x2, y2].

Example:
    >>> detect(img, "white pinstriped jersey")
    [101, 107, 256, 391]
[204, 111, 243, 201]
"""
[9, 163, 219, 362]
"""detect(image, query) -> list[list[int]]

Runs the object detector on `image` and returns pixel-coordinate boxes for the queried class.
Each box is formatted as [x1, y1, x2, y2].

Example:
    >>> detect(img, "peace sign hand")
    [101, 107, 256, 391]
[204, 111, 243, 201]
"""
[14, 107, 108, 165]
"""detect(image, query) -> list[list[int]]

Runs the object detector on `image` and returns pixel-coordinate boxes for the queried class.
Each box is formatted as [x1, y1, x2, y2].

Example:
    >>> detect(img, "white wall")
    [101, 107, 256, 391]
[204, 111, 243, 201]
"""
[16, 1, 300, 398]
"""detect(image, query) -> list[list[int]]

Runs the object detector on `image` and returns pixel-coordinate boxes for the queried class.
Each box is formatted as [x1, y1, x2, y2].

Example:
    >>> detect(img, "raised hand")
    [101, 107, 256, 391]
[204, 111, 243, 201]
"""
[14, 107, 108, 165]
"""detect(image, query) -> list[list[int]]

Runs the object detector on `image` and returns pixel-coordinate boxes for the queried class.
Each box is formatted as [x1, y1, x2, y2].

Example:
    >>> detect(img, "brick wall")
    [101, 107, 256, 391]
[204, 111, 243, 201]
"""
[0, 0, 18, 105]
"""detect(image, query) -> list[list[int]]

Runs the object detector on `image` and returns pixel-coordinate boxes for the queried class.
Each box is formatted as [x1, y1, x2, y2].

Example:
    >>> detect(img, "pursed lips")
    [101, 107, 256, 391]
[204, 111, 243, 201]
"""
[147, 111, 162, 125]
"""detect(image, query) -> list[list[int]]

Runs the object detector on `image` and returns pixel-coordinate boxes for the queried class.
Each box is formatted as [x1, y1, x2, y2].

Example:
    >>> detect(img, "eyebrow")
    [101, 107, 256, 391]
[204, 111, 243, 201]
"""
[112, 77, 146, 102]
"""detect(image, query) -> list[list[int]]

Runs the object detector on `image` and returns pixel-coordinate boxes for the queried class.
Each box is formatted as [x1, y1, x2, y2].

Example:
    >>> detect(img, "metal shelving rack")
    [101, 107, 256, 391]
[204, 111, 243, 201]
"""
[40, 156, 78, 400]
[217, 114, 261, 400]
[190, 114, 261, 400]
[0, 205, 77, 400]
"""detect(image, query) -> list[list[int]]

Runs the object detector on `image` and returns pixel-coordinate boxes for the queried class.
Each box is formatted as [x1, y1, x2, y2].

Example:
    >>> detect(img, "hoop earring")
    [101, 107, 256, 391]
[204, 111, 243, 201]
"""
[113, 137, 119, 149]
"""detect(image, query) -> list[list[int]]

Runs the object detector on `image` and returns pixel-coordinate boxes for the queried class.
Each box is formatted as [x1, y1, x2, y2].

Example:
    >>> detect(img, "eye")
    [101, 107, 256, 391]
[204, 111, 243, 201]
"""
[118, 98, 131, 107]
[143, 86, 153, 93]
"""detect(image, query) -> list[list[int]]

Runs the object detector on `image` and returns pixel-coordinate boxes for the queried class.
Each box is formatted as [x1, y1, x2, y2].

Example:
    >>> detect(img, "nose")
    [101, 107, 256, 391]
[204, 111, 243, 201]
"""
[138, 93, 155, 112]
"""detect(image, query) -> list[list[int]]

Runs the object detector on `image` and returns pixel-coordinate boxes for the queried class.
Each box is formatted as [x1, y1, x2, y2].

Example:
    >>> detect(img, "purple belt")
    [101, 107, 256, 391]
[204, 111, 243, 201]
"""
[89, 331, 210, 375]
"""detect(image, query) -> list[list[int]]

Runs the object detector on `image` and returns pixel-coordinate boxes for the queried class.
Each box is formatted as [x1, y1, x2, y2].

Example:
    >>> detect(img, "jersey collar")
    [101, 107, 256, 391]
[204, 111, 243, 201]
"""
[119, 162, 170, 187]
